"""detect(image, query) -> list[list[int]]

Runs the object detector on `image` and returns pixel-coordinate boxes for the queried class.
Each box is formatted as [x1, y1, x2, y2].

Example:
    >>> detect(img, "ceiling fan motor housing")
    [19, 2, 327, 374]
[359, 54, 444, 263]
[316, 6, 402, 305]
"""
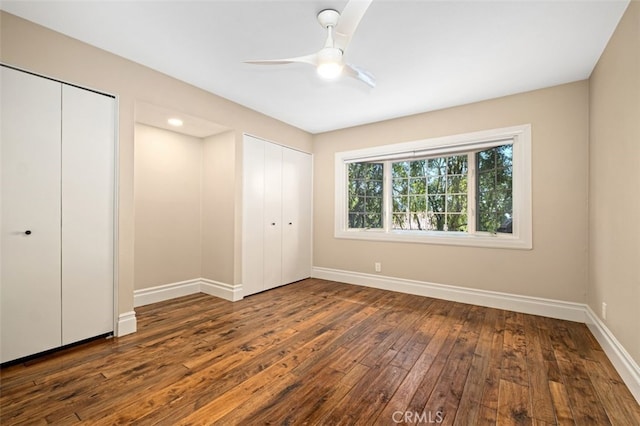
[317, 9, 340, 28]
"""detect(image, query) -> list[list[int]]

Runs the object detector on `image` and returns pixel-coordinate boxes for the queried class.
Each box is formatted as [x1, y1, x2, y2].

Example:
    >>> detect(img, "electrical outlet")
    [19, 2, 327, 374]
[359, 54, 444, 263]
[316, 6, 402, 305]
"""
[374, 262, 381, 273]
[602, 302, 607, 320]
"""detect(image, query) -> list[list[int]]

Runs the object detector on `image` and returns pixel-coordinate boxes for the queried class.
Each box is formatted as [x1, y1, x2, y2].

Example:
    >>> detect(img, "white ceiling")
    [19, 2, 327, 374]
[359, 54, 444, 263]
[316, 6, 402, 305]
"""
[1, 0, 629, 134]
[135, 102, 231, 138]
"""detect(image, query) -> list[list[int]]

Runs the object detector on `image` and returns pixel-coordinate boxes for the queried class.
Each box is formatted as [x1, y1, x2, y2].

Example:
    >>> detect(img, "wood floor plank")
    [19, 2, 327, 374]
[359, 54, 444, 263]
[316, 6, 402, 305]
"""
[375, 301, 451, 423]
[534, 314, 563, 384]
[320, 363, 409, 425]
[548, 379, 577, 426]
[453, 307, 500, 425]
[1, 279, 638, 425]
[479, 308, 506, 416]
[404, 303, 469, 416]
[136, 286, 377, 424]
[295, 363, 371, 425]
[95, 320, 334, 423]
[587, 351, 640, 422]
[523, 314, 556, 424]
[501, 311, 528, 387]
[497, 379, 533, 425]
[547, 317, 613, 425]
[239, 367, 347, 424]
[421, 304, 484, 424]
[176, 325, 344, 425]
[477, 403, 500, 425]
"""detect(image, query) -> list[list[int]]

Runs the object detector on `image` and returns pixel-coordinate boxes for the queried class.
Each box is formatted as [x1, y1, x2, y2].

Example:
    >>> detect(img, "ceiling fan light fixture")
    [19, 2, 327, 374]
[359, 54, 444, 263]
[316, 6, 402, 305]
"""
[317, 62, 343, 79]
[316, 47, 344, 80]
[244, 0, 374, 86]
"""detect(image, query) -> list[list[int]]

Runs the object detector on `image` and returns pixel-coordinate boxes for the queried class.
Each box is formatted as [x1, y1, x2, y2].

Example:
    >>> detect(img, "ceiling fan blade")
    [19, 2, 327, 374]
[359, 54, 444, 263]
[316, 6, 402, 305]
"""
[334, 0, 373, 51]
[244, 53, 318, 66]
[344, 63, 376, 88]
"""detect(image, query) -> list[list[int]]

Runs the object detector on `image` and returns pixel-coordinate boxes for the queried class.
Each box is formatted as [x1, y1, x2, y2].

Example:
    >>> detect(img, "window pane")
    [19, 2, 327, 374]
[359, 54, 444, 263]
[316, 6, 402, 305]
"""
[366, 197, 382, 212]
[447, 213, 467, 232]
[446, 194, 467, 213]
[427, 213, 446, 231]
[348, 163, 361, 179]
[369, 163, 384, 180]
[393, 178, 408, 196]
[409, 160, 426, 177]
[393, 213, 408, 229]
[447, 155, 468, 174]
[476, 144, 513, 234]
[428, 176, 446, 194]
[410, 212, 427, 230]
[409, 196, 426, 212]
[393, 196, 408, 213]
[366, 180, 383, 194]
[447, 175, 467, 193]
[477, 149, 496, 171]
[392, 161, 410, 178]
[349, 195, 364, 212]
[348, 213, 363, 228]
[348, 162, 384, 229]
[366, 213, 382, 228]
[427, 158, 446, 176]
[409, 178, 426, 195]
[427, 195, 445, 212]
[496, 144, 513, 168]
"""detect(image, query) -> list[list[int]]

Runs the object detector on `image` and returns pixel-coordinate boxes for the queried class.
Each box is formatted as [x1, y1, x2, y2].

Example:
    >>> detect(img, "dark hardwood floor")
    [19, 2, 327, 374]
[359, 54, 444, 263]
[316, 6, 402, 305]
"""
[1, 279, 639, 425]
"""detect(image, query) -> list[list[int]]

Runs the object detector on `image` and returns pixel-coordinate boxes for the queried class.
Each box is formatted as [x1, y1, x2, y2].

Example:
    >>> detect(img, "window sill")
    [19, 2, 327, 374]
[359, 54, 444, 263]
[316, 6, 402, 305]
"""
[335, 229, 532, 250]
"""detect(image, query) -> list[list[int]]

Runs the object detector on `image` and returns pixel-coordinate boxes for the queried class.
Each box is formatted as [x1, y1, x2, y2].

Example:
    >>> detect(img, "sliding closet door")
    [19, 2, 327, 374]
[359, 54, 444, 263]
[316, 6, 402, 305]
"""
[263, 142, 283, 290]
[61, 85, 115, 344]
[242, 135, 312, 297]
[242, 135, 266, 295]
[281, 148, 312, 284]
[0, 67, 62, 362]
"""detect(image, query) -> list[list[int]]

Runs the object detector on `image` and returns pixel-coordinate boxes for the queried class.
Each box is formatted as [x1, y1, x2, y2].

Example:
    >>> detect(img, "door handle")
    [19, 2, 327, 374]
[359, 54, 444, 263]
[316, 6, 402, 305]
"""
[24, 230, 32, 235]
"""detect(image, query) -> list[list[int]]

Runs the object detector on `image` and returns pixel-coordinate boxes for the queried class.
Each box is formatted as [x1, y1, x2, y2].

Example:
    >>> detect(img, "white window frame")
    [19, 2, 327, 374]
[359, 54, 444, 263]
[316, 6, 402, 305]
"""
[334, 124, 532, 249]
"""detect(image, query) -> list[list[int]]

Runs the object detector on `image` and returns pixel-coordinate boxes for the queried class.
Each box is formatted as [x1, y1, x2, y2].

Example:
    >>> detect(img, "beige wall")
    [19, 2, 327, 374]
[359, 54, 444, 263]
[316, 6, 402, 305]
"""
[202, 131, 236, 285]
[313, 81, 590, 302]
[0, 11, 312, 316]
[135, 125, 237, 289]
[134, 125, 203, 289]
[589, 1, 640, 364]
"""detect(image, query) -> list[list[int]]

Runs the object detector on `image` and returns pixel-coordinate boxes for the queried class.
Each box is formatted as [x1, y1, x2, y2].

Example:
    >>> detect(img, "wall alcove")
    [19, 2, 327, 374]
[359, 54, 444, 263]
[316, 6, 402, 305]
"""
[133, 102, 237, 302]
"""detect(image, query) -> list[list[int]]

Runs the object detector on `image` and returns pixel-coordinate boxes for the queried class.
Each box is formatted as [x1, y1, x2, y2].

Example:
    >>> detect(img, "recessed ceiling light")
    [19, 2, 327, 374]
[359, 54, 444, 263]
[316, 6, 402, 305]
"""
[168, 118, 183, 127]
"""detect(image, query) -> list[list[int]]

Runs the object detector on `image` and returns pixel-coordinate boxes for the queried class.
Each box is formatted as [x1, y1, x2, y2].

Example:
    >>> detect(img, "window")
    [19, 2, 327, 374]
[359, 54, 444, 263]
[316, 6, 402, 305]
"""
[477, 145, 513, 233]
[348, 162, 383, 228]
[391, 154, 469, 232]
[335, 125, 531, 249]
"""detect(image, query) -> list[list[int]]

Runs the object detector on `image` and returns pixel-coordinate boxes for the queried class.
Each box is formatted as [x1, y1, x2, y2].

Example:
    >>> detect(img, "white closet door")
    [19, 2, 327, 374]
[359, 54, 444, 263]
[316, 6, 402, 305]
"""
[242, 135, 266, 296]
[61, 85, 115, 344]
[1, 67, 62, 362]
[282, 148, 312, 284]
[263, 142, 283, 290]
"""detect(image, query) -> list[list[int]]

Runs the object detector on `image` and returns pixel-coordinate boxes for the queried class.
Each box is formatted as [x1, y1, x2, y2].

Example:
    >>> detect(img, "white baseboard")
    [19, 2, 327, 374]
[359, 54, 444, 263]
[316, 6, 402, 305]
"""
[312, 267, 585, 322]
[311, 266, 640, 403]
[133, 278, 243, 308]
[116, 311, 137, 337]
[134, 279, 201, 307]
[584, 306, 640, 402]
[201, 278, 243, 302]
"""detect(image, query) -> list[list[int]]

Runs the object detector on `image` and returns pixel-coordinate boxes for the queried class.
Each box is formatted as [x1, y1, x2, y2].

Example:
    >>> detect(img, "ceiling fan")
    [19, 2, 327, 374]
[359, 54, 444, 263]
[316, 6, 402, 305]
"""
[244, 0, 375, 88]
